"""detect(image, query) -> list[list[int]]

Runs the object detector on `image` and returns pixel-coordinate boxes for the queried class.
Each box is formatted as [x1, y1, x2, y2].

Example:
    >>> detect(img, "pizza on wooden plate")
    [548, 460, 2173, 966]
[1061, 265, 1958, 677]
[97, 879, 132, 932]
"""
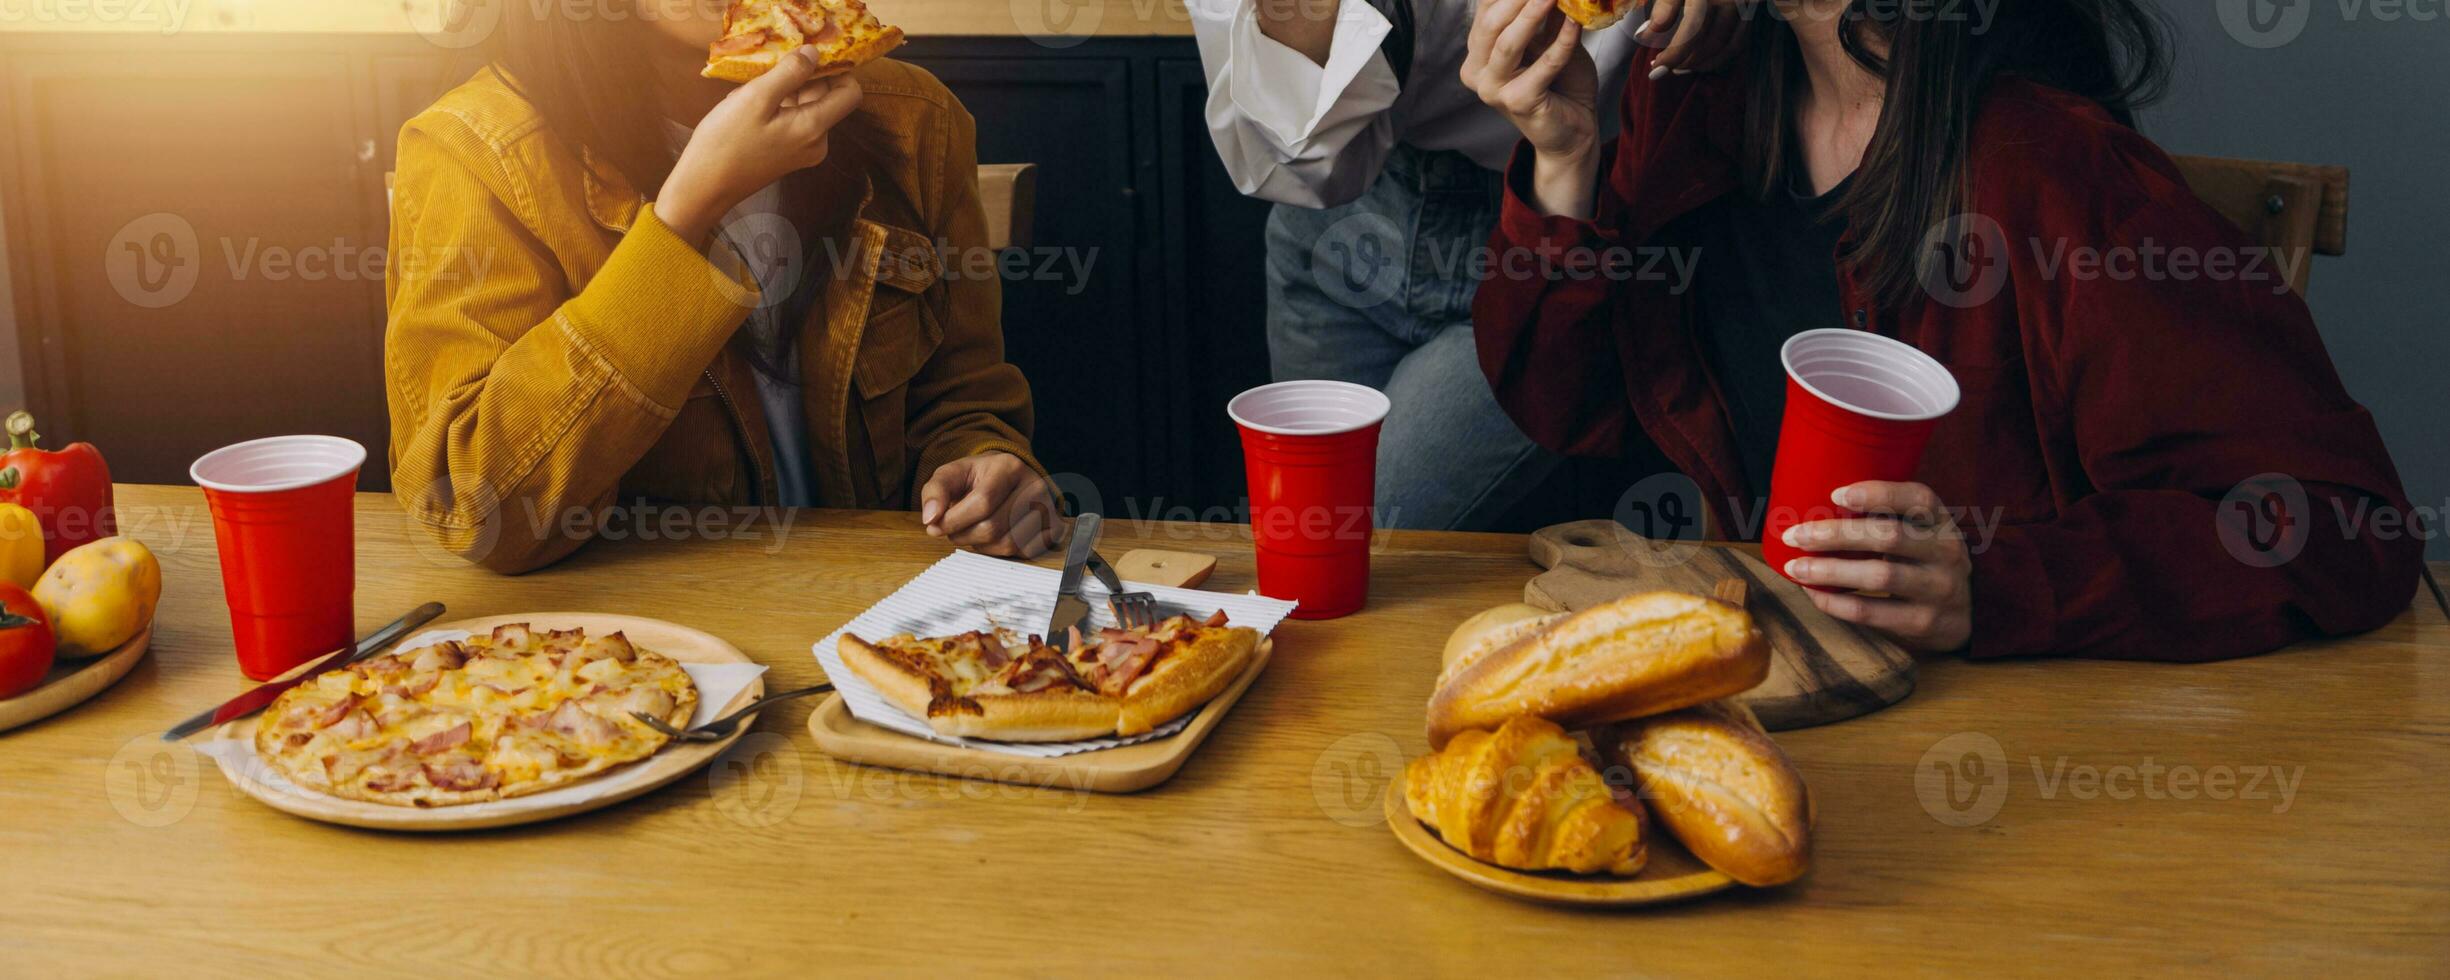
[703, 0, 906, 83]
[840, 611, 1260, 741]
[253, 624, 699, 807]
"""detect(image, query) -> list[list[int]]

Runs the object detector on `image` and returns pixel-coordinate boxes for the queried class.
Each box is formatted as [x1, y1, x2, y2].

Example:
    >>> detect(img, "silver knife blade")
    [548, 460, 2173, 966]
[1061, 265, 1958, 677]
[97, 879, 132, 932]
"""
[161, 602, 447, 741]
[1046, 514, 1103, 651]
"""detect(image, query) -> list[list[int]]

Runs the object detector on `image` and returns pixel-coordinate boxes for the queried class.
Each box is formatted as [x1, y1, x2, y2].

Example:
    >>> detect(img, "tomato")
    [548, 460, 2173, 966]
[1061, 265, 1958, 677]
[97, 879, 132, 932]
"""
[0, 583, 56, 700]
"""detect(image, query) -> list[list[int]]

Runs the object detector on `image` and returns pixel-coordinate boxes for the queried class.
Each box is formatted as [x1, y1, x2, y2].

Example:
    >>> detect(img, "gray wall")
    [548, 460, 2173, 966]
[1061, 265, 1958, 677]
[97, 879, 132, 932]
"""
[2141, 1, 2448, 558]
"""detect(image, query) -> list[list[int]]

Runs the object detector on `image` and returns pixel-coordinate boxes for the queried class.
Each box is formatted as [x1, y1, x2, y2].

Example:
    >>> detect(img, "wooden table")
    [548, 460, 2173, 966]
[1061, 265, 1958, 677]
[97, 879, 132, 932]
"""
[8, 486, 2448, 975]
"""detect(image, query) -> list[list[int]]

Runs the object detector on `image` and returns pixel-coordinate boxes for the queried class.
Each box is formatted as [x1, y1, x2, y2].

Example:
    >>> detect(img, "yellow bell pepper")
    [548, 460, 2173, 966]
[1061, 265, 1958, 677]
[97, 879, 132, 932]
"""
[0, 503, 40, 589]
[33, 536, 160, 660]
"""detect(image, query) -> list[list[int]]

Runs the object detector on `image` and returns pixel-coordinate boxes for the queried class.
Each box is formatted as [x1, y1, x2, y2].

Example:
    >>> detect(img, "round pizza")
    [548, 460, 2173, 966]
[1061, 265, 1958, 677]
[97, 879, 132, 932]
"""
[253, 624, 699, 807]
[840, 611, 1260, 741]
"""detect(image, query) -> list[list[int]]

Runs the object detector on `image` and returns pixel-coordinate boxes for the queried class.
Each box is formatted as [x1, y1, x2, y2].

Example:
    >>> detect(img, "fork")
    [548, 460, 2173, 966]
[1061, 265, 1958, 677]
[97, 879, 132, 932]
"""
[633, 682, 834, 742]
[1087, 552, 1162, 631]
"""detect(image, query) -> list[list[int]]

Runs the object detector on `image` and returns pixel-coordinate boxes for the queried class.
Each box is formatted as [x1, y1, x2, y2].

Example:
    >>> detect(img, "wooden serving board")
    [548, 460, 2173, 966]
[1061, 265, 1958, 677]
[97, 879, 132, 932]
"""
[211, 613, 763, 832]
[0, 625, 151, 735]
[1525, 520, 1915, 731]
[807, 639, 1271, 794]
[1383, 766, 1735, 907]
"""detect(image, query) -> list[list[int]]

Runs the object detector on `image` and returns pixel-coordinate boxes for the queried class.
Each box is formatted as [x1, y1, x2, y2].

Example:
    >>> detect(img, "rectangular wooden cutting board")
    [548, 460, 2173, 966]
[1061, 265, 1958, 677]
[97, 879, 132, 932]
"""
[806, 639, 1273, 793]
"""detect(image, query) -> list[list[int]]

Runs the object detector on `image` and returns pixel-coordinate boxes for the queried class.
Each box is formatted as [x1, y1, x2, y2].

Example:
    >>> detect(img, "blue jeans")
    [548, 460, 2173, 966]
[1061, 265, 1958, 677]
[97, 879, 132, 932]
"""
[1264, 145, 1561, 531]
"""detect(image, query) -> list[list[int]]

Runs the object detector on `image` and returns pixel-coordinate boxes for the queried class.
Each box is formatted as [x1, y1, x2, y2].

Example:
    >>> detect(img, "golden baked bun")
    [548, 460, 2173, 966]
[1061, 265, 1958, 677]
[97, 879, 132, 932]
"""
[1425, 590, 1768, 749]
[1404, 716, 1648, 876]
[1596, 701, 1813, 886]
[1439, 603, 1566, 677]
[1556, 0, 1629, 31]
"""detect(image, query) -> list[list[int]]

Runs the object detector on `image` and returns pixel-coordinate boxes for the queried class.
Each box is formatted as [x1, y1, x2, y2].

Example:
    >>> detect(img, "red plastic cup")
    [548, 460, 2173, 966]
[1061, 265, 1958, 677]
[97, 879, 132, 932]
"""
[1762, 329, 1961, 584]
[1229, 380, 1392, 620]
[190, 436, 365, 680]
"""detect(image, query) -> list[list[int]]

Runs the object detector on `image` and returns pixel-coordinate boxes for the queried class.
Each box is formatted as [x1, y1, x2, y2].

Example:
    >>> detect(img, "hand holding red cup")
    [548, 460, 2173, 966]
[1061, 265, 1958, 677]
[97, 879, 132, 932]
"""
[1760, 329, 1961, 584]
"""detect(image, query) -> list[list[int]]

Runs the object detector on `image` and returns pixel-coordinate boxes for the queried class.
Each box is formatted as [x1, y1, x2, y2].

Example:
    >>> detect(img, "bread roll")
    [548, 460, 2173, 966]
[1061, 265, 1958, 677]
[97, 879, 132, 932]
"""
[1403, 716, 1647, 876]
[1425, 590, 1768, 748]
[1596, 701, 1812, 887]
[1439, 603, 1567, 677]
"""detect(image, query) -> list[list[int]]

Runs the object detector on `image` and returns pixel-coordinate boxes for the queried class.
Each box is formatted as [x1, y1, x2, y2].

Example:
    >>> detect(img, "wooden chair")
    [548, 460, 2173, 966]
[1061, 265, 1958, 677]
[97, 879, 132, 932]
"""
[975, 162, 1037, 252]
[387, 163, 1040, 251]
[2171, 155, 2348, 298]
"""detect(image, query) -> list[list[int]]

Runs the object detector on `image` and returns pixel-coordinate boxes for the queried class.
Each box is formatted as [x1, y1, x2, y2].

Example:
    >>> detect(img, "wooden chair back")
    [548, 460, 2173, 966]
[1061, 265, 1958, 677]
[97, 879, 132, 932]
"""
[2171, 154, 2348, 298]
[975, 162, 1037, 252]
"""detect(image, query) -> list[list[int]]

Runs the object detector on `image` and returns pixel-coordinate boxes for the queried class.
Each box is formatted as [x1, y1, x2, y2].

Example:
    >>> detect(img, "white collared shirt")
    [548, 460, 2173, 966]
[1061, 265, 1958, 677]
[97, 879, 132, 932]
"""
[1189, 0, 1641, 208]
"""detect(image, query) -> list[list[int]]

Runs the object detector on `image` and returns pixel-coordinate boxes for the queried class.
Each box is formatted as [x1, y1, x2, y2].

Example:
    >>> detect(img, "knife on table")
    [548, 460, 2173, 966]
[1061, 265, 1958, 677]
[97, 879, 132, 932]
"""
[1046, 514, 1102, 653]
[162, 602, 447, 741]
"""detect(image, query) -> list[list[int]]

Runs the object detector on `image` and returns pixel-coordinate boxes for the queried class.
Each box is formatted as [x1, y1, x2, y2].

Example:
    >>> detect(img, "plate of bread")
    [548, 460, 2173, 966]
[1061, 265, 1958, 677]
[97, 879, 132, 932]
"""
[1392, 581, 1815, 906]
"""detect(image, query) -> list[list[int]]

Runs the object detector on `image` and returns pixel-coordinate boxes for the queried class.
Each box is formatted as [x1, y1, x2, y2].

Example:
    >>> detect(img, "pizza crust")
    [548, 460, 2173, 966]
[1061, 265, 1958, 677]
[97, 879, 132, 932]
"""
[1115, 627, 1258, 736]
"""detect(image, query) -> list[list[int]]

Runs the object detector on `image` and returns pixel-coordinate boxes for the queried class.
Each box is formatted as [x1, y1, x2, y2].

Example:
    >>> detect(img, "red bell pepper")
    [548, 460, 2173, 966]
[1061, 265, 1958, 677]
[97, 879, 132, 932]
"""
[0, 412, 115, 564]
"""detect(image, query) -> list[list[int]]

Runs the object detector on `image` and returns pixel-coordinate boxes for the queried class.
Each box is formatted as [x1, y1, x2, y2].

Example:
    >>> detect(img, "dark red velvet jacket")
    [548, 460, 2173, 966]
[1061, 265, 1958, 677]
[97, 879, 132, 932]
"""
[1471, 62, 2423, 661]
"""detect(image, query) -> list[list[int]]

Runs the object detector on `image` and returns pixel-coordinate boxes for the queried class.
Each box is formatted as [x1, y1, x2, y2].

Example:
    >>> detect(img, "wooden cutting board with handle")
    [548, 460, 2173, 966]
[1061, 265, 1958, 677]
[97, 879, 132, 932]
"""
[1524, 520, 1916, 731]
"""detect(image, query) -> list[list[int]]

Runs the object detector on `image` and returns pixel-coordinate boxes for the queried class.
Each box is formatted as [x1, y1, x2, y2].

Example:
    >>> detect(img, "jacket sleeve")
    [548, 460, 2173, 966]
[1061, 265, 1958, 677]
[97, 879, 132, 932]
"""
[902, 99, 1043, 490]
[384, 120, 757, 574]
[1469, 139, 1635, 458]
[1189, 0, 1403, 209]
[1969, 196, 2424, 661]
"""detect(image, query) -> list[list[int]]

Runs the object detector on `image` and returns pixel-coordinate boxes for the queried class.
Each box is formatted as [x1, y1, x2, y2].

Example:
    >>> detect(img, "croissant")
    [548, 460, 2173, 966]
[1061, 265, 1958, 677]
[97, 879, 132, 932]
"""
[1403, 716, 1648, 876]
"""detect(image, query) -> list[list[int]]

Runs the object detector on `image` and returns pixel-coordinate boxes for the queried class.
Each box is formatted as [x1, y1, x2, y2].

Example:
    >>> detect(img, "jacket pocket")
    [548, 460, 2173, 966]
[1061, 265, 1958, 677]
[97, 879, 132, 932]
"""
[853, 225, 946, 503]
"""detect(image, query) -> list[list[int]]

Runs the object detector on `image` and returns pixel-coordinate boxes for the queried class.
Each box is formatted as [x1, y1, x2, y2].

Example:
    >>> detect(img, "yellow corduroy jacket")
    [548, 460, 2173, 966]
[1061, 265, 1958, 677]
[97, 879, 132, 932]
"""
[384, 61, 1039, 573]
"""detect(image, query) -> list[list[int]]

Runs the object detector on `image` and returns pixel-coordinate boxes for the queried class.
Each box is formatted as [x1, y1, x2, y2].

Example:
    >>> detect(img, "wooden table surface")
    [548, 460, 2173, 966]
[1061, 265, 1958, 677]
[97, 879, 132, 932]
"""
[7, 486, 2447, 975]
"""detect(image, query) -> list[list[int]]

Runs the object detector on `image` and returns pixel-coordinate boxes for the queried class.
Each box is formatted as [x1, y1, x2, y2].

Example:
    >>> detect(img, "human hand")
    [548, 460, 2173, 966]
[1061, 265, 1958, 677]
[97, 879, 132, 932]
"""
[655, 47, 863, 244]
[1637, 0, 1747, 80]
[919, 452, 1062, 559]
[1465, 0, 1603, 162]
[1781, 481, 1974, 653]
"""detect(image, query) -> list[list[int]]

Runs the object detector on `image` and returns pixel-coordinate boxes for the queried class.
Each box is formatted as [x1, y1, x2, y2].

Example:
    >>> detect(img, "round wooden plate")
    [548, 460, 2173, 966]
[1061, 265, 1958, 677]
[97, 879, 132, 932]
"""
[0, 625, 153, 735]
[1384, 765, 1737, 907]
[211, 613, 764, 832]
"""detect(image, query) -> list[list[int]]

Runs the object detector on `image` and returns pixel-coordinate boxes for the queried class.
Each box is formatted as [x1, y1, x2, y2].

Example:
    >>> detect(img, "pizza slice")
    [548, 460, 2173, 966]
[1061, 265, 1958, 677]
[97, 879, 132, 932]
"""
[839, 612, 1262, 741]
[703, 0, 907, 84]
[839, 627, 1122, 742]
[1557, 0, 1630, 31]
[1063, 611, 1260, 736]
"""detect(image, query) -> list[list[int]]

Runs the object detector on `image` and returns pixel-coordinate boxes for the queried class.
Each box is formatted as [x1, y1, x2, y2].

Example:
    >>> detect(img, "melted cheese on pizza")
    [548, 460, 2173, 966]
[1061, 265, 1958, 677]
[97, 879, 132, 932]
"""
[256, 624, 696, 805]
[705, 0, 902, 79]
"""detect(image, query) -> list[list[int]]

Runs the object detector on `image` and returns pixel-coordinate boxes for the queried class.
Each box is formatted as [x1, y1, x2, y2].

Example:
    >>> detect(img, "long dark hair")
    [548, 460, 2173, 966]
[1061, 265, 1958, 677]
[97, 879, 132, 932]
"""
[485, 3, 678, 195]
[1740, 0, 2172, 309]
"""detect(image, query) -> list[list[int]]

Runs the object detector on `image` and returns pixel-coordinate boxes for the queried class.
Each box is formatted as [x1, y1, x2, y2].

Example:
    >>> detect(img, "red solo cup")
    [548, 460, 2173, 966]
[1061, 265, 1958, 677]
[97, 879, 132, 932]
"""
[190, 436, 365, 680]
[1229, 380, 1392, 620]
[1762, 329, 1961, 585]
